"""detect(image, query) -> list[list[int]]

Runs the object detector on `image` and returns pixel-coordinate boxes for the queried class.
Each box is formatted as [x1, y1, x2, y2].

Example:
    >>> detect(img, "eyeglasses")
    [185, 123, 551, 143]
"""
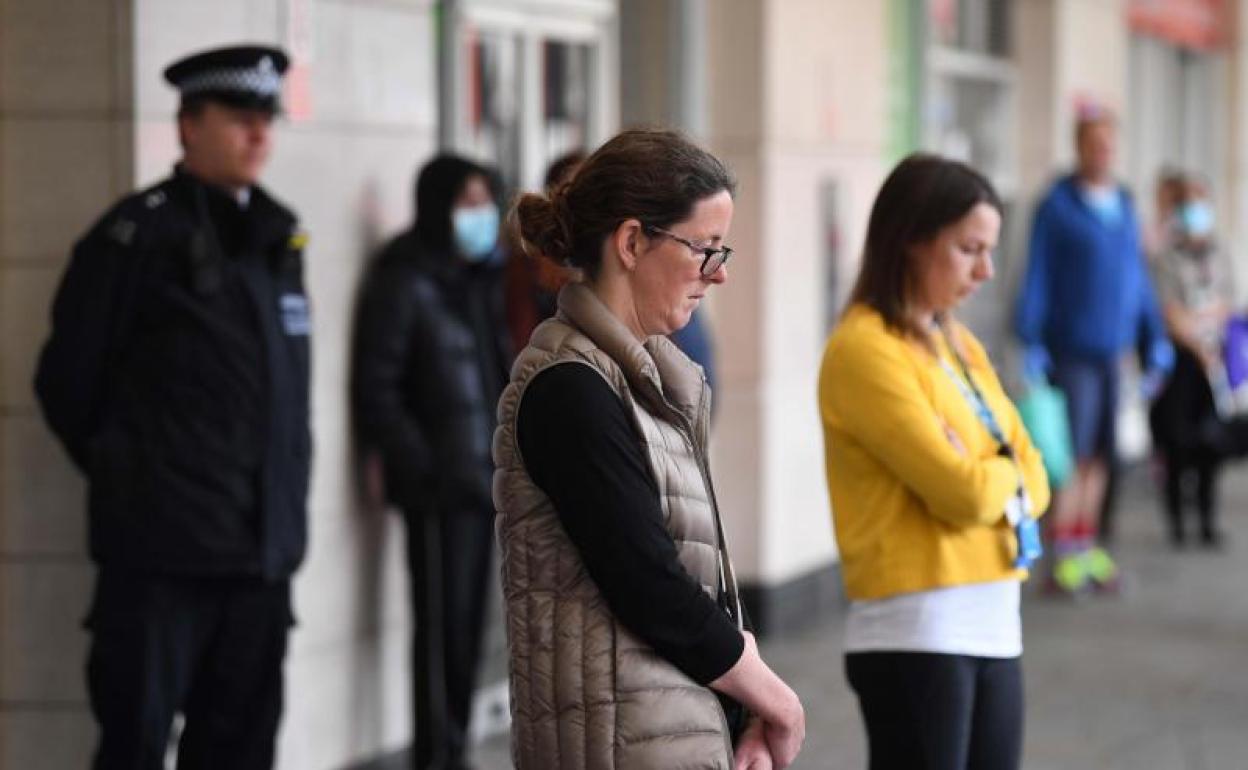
[643, 224, 734, 277]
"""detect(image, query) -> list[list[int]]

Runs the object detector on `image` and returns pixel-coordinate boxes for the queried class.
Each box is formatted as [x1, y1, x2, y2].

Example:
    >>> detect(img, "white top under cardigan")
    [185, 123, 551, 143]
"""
[844, 578, 1021, 659]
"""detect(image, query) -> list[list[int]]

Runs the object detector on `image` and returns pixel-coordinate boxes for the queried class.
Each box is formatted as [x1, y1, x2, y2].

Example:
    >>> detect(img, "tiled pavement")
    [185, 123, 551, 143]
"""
[376, 465, 1248, 769]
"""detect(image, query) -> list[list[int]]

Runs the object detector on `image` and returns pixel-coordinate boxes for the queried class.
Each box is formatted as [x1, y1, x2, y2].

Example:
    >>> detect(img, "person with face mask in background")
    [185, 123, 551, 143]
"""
[1148, 176, 1248, 549]
[351, 154, 510, 769]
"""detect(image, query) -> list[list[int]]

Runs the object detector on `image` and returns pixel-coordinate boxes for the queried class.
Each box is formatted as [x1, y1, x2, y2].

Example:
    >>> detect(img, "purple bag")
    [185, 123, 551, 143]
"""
[1224, 315, 1248, 390]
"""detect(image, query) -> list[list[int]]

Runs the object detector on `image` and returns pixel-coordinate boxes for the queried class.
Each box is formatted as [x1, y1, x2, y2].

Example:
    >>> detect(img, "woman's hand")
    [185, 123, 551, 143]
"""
[761, 693, 804, 769]
[710, 632, 805, 768]
[734, 716, 773, 770]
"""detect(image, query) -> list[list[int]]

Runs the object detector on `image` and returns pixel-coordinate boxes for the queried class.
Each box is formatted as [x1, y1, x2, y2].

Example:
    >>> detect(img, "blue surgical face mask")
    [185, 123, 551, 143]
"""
[452, 203, 500, 262]
[1179, 200, 1215, 239]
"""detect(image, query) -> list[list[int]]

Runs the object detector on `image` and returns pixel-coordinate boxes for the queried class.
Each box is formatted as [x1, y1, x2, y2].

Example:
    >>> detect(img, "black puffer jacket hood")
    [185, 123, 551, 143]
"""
[413, 154, 491, 254]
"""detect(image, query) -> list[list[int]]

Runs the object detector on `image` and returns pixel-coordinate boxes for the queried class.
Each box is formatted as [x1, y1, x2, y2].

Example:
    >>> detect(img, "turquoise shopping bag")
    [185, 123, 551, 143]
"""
[1015, 383, 1074, 489]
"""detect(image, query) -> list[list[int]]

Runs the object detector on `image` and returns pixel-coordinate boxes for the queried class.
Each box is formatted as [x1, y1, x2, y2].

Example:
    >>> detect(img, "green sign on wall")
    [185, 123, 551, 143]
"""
[886, 0, 922, 163]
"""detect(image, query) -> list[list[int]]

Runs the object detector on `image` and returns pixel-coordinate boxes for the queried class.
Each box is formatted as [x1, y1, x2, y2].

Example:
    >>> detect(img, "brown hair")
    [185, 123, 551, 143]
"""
[848, 153, 1001, 346]
[510, 128, 736, 280]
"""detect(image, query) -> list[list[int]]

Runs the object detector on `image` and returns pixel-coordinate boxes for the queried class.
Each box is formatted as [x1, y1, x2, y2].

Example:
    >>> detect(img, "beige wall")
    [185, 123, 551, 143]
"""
[0, 0, 134, 765]
[0, 1, 439, 767]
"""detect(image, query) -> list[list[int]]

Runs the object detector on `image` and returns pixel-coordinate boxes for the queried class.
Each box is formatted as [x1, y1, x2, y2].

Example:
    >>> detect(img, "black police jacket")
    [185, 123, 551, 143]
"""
[35, 166, 311, 579]
[351, 230, 510, 516]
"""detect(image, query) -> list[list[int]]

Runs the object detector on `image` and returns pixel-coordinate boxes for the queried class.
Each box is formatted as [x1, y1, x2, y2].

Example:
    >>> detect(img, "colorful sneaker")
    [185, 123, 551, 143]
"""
[1045, 554, 1090, 598]
[1083, 546, 1122, 594]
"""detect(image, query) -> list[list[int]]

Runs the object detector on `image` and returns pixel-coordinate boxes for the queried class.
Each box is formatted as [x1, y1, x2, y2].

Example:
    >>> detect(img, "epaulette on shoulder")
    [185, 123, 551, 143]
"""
[101, 180, 175, 247]
[126, 178, 175, 213]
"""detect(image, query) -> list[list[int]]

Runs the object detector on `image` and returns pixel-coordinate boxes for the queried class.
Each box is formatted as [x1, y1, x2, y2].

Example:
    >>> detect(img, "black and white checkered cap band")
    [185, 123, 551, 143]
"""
[179, 62, 282, 98]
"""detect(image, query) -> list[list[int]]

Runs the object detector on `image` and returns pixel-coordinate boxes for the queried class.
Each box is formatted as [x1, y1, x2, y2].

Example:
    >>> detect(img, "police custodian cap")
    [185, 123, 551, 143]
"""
[163, 44, 289, 112]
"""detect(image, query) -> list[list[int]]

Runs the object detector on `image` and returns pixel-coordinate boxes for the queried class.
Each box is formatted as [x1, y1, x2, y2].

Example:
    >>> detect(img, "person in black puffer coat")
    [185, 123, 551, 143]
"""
[351, 154, 510, 770]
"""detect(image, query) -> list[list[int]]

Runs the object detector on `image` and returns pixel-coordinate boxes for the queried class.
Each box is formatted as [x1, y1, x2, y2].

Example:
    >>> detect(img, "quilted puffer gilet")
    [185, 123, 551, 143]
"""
[492, 283, 743, 769]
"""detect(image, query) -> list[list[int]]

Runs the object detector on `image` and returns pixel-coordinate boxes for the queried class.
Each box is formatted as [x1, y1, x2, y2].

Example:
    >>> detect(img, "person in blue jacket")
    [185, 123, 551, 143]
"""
[1015, 107, 1173, 596]
[670, 307, 718, 399]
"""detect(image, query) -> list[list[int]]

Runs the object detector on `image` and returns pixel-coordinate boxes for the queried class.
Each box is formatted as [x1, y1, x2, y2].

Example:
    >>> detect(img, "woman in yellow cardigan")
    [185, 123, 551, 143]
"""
[819, 154, 1049, 770]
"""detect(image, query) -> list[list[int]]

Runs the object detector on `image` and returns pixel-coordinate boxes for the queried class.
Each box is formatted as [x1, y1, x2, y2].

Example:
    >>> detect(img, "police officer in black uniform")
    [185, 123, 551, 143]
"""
[34, 45, 310, 770]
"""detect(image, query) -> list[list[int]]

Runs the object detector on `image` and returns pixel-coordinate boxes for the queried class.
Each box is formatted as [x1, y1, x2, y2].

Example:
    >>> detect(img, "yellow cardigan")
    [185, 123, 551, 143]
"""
[818, 305, 1050, 601]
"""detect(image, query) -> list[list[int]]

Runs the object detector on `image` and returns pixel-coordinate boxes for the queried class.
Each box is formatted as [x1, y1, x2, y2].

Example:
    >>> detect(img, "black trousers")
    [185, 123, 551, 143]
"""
[1150, 347, 1230, 540]
[404, 508, 494, 770]
[1163, 454, 1220, 542]
[845, 652, 1023, 770]
[86, 569, 292, 770]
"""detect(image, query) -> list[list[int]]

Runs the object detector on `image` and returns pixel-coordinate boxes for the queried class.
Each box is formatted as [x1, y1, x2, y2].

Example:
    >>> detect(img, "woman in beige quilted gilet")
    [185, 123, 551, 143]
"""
[493, 128, 805, 770]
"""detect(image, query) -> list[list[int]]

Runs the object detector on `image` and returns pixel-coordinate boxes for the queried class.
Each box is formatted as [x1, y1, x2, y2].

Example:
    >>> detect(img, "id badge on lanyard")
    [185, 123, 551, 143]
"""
[1014, 513, 1043, 569]
[1005, 484, 1043, 569]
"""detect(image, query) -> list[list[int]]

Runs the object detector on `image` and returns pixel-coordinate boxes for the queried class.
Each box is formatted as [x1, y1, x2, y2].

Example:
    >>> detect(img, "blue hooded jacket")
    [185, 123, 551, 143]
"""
[670, 307, 717, 395]
[1015, 175, 1168, 363]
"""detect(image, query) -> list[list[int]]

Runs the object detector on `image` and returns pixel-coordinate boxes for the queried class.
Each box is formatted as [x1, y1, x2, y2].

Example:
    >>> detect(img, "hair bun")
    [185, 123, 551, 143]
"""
[512, 190, 573, 268]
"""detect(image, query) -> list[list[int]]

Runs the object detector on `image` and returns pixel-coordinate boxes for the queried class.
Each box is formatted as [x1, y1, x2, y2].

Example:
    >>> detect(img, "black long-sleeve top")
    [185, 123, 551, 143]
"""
[516, 363, 745, 685]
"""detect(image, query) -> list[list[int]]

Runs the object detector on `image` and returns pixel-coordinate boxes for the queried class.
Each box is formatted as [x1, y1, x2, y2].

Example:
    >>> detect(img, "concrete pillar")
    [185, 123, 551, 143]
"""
[669, 0, 708, 140]
[1230, 0, 1248, 303]
[0, 1, 134, 765]
[704, 0, 769, 605]
[1016, 0, 1060, 207]
[704, 0, 890, 633]
[619, 0, 674, 127]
